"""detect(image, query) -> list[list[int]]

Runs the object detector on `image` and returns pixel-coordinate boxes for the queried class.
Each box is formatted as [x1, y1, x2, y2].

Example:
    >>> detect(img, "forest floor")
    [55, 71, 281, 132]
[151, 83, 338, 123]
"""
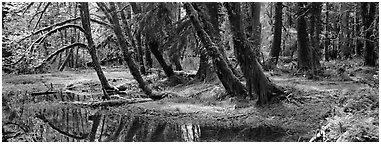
[2, 58, 379, 142]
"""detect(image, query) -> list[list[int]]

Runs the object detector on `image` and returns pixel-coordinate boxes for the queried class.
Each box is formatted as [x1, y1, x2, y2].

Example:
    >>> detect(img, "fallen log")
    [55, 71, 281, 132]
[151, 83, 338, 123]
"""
[31, 91, 58, 96]
[59, 98, 153, 108]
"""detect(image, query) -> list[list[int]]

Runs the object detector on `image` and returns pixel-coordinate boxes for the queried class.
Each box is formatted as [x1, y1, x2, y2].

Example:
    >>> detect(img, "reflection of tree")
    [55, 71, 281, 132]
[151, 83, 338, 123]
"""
[35, 114, 88, 139]
[103, 116, 128, 142]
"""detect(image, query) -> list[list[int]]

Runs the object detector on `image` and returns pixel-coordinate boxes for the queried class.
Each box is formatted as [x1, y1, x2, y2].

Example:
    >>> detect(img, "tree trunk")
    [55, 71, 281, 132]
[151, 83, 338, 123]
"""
[310, 2, 322, 73]
[251, 2, 262, 61]
[148, 40, 175, 77]
[361, 2, 376, 67]
[193, 3, 218, 82]
[106, 2, 165, 99]
[267, 2, 283, 69]
[171, 43, 183, 71]
[79, 3, 113, 92]
[340, 3, 351, 58]
[324, 2, 330, 61]
[184, 2, 247, 98]
[117, 3, 146, 75]
[145, 43, 153, 69]
[136, 32, 146, 74]
[225, 2, 282, 105]
[58, 48, 74, 71]
[296, 3, 312, 71]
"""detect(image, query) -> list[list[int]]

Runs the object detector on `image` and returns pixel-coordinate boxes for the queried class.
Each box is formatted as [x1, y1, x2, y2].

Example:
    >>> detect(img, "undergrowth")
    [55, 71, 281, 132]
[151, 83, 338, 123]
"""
[323, 88, 379, 142]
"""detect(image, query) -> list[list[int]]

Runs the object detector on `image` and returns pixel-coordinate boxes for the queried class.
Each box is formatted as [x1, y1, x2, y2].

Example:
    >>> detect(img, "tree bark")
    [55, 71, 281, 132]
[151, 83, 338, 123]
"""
[310, 2, 322, 73]
[184, 2, 247, 98]
[340, 3, 351, 58]
[225, 2, 282, 105]
[251, 2, 262, 61]
[145, 43, 153, 69]
[148, 40, 175, 77]
[267, 2, 283, 69]
[104, 2, 165, 100]
[193, 3, 218, 82]
[324, 2, 330, 61]
[296, 3, 312, 71]
[361, 2, 376, 67]
[79, 2, 113, 92]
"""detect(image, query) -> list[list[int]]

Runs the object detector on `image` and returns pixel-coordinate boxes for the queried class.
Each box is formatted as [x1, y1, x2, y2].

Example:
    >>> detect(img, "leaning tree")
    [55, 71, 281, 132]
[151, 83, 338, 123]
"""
[225, 2, 283, 105]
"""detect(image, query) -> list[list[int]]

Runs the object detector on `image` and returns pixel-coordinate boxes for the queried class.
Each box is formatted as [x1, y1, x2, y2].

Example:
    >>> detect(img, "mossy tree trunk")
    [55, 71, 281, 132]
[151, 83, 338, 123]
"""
[193, 3, 218, 82]
[361, 2, 377, 67]
[296, 2, 312, 71]
[225, 2, 283, 105]
[98, 2, 163, 99]
[267, 2, 283, 69]
[184, 2, 247, 98]
[79, 2, 113, 92]
[250, 2, 262, 62]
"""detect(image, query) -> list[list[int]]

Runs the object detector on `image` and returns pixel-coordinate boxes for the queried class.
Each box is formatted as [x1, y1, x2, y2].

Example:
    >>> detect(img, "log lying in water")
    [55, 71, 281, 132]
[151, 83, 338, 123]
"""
[59, 98, 153, 108]
[31, 91, 58, 96]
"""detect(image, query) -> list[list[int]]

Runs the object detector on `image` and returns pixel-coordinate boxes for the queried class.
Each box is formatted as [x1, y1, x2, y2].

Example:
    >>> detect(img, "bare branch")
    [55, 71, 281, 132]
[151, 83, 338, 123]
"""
[27, 2, 43, 26]
[96, 2, 113, 21]
[90, 18, 112, 28]
[22, 2, 34, 15]
[27, 24, 86, 54]
[34, 43, 88, 69]
[19, 17, 111, 43]
[19, 17, 81, 43]
[6, 25, 86, 67]
[33, 2, 51, 30]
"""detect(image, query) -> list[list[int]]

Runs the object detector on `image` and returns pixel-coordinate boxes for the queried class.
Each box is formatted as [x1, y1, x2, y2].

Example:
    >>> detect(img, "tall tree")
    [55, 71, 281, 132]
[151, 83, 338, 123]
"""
[296, 2, 312, 71]
[225, 2, 283, 105]
[250, 2, 262, 61]
[324, 2, 330, 61]
[79, 2, 114, 92]
[267, 2, 283, 69]
[339, 3, 351, 58]
[361, 2, 376, 67]
[184, 2, 247, 98]
[309, 2, 322, 72]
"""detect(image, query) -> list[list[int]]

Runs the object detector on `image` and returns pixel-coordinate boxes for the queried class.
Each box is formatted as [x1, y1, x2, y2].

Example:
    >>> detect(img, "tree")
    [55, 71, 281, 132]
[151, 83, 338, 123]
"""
[194, 3, 219, 82]
[250, 2, 262, 62]
[225, 2, 283, 105]
[296, 2, 312, 71]
[137, 3, 184, 84]
[309, 2, 322, 72]
[97, 2, 164, 100]
[184, 2, 247, 98]
[267, 2, 283, 69]
[79, 2, 114, 95]
[361, 2, 377, 67]
[324, 2, 330, 61]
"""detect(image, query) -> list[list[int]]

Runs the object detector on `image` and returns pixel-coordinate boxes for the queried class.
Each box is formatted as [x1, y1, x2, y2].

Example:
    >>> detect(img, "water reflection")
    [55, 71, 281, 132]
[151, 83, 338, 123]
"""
[9, 91, 286, 142]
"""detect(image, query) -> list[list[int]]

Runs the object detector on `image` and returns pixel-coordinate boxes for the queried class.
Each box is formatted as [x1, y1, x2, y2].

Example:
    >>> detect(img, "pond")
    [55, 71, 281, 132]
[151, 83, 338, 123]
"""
[3, 90, 287, 142]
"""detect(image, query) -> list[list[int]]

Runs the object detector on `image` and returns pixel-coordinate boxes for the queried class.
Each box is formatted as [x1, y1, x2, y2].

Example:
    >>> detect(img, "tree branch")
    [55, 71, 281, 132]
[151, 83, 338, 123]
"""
[27, 24, 86, 54]
[33, 2, 51, 30]
[19, 17, 81, 43]
[19, 17, 111, 43]
[34, 43, 88, 69]
[21, 2, 35, 15]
